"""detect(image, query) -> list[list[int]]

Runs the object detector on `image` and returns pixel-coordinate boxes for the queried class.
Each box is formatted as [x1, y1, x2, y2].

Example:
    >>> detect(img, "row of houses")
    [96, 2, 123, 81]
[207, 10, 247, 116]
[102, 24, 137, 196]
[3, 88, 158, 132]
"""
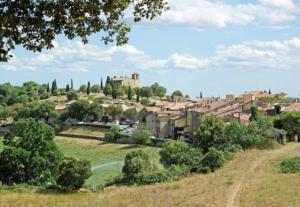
[141, 91, 299, 139]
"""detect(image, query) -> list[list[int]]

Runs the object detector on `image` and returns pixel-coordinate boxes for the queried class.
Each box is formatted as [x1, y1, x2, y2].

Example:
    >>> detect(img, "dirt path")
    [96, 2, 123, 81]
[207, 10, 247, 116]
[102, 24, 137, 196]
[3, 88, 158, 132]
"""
[91, 161, 123, 171]
[225, 144, 299, 207]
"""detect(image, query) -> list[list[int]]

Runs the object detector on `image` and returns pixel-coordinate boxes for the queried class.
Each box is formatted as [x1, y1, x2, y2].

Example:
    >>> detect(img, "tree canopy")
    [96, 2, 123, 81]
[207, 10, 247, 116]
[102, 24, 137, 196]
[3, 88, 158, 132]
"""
[1, 0, 168, 62]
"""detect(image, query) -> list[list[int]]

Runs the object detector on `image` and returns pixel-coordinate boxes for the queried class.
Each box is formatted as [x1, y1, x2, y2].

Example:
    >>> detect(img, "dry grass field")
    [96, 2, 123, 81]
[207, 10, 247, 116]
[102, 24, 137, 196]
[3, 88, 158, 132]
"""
[1, 141, 300, 207]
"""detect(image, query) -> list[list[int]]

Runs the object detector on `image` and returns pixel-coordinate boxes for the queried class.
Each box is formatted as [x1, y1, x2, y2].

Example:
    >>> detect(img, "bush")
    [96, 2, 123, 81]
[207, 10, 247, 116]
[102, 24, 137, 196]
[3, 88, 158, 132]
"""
[66, 90, 79, 101]
[104, 127, 124, 142]
[198, 147, 226, 173]
[0, 119, 62, 185]
[280, 157, 300, 173]
[121, 150, 154, 184]
[57, 157, 92, 191]
[130, 125, 151, 145]
[160, 141, 202, 168]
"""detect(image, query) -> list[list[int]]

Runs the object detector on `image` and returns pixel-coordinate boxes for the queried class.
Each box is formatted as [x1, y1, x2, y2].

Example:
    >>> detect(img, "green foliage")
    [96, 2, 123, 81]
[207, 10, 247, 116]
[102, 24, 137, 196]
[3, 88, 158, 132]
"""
[198, 147, 226, 173]
[91, 84, 101, 93]
[160, 141, 202, 168]
[194, 116, 224, 152]
[140, 98, 151, 106]
[0, 119, 63, 185]
[151, 83, 166, 98]
[14, 101, 58, 125]
[104, 127, 124, 142]
[87, 82, 91, 95]
[57, 157, 92, 191]
[131, 125, 152, 145]
[250, 106, 259, 121]
[61, 100, 102, 122]
[66, 90, 79, 101]
[128, 86, 133, 100]
[103, 84, 112, 96]
[171, 90, 183, 98]
[51, 80, 58, 95]
[79, 85, 87, 93]
[280, 157, 300, 174]
[274, 112, 300, 138]
[123, 108, 138, 120]
[1, 1, 169, 62]
[121, 150, 154, 183]
[106, 105, 122, 121]
[140, 87, 153, 99]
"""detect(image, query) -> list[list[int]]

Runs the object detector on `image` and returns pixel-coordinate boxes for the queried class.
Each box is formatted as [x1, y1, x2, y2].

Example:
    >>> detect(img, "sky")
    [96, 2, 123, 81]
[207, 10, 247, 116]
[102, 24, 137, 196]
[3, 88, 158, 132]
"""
[1, 0, 300, 98]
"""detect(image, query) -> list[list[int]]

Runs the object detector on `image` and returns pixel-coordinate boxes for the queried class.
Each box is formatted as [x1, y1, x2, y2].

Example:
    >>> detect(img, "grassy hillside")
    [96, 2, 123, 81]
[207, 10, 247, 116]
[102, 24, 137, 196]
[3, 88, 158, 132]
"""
[56, 137, 161, 187]
[59, 126, 108, 138]
[1, 143, 300, 207]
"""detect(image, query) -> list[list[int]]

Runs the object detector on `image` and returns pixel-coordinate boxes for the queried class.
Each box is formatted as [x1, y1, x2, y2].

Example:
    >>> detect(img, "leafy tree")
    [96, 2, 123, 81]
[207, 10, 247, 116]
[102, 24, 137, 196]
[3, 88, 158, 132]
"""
[250, 106, 259, 121]
[171, 90, 183, 99]
[0, 119, 62, 185]
[198, 147, 226, 173]
[91, 84, 101, 94]
[1, 1, 168, 62]
[15, 101, 58, 125]
[131, 124, 152, 145]
[57, 157, 92, 191]
[140, 86, 153, 99]
[160, 141, 202, 168]
[151, 83, 166, 98]
[268, 89, 272, 94]
[274, 112, 300, 139]
[87, 82, 91, 95]
[193, 116, 224, 152]
[103, 84, 112, 96]
[61, 100, 101, 122]
[79, 85, 87, 93]
[66, 84, 70, 92]
[116, 87, 125, 98]
[66, 90, 79, 101]
[107, 105, 122, 121]
[104, 127, 124, 143]
[200, 91, 203, 99]
[123, 108, 138, 121]
[122, 150, 153, 183]
[221, 122, 248, 149]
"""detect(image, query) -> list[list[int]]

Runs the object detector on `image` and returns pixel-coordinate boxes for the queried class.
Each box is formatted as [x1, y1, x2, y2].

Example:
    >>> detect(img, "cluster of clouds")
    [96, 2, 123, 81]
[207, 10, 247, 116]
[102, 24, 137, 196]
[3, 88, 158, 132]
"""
[1, 36, 300, 72]
[152, 0, 299, 28]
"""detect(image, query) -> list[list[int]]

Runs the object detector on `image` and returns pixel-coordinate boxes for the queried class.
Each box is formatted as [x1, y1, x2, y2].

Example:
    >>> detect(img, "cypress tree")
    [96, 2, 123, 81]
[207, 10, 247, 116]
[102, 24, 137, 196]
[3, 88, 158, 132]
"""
[87, 81, 91, 95]
[136, 88, 140, 103]
[200, 91, 203, 99]
[66, 84, 70, 92]
[128, 86, 132, 100]
[106, 76, 110, 85]
[51, 79, 57, 95]
[71, 79, 73, 89]
[46, 83, 50, 93]
[268, 89, 271, 94]
[100, 77, 103, 90]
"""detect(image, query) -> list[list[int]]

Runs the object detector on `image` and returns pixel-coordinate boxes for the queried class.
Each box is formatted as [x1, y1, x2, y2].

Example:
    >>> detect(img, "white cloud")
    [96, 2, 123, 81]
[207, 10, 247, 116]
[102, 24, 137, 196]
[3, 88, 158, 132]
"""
[149, 0, 299, 28]
[2, 36, 300, 72]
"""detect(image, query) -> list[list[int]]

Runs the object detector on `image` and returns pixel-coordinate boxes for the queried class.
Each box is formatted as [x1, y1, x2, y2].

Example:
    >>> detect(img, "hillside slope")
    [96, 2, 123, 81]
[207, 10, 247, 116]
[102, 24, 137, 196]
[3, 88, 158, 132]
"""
[1, 143, 300, 207]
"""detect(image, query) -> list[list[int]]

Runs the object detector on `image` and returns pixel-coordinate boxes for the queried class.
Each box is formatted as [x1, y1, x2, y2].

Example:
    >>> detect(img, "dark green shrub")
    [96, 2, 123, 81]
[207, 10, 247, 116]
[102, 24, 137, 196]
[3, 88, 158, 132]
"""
[121, 150, 153, 183]
[280, 157, 300, 173]
[104, 127, 123, 142]
[198, 147, 226, 173]
[57, 157, 92, 191]
[130, 124, 151, 145]
[160, 141, 202, 168]
[66, 90, 79, 101]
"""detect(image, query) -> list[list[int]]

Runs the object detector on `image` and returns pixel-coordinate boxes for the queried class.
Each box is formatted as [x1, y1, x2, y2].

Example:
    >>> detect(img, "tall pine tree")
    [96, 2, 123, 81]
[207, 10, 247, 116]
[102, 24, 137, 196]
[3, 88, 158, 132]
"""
[100, 77, 103, 90]
[87, 81, 91, 95]
[66, 84, 70, 92]
[71, 79, 73, 89]
[51, 79, 57, 95]
[136, 88, 140, 103]
[46, 83, 50, 93]
[128, 86, 132, 100]
[106, 76, 110, 85]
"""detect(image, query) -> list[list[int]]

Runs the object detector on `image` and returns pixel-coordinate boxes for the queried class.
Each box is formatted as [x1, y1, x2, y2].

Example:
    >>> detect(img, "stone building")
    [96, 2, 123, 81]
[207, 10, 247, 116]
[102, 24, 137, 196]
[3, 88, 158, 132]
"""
[111, 73, 139, 88]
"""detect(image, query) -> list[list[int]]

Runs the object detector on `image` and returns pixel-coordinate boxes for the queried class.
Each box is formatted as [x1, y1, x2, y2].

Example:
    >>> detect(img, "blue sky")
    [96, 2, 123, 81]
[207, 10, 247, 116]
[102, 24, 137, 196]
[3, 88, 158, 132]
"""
[1, 0, 300, 98]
